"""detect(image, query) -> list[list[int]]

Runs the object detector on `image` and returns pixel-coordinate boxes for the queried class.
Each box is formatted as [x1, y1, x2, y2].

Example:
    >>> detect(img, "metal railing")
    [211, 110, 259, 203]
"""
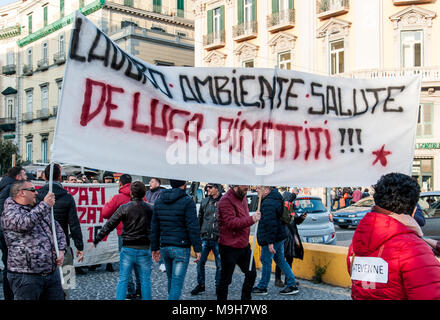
[53, 52, 66, 65]
[267, 9, 295, 28]
[233, 20, 258, 38]
[36, 109, 50, 119]
[2, 64, 16, 75]
[342, 66, 440, 82]
[317, 0, 349, 14]
[37, 58, 49, 71]
[23, 64, 33, 75]
[22, 112, 34, 122]
[203, 30, 226, 46]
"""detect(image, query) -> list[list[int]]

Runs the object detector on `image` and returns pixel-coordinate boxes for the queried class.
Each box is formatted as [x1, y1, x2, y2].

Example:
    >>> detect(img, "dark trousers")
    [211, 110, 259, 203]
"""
[0, 230, 13, 300]
[217, 243, 256, 301]
[275, 255, 294, 281]
[7, 271, 65, 300]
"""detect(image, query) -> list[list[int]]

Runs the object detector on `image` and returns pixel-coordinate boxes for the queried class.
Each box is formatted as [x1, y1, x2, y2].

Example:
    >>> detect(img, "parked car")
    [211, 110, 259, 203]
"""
[332, 196, 374, 229]
[246, 192, 336, 245]
[419, 191, 440, 240]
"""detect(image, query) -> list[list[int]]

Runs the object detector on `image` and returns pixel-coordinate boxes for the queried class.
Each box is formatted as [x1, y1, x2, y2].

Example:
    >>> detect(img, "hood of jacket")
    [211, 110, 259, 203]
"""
[39, 182, 69, 199]
[160, 188, 187, 204]
[0, 176, 15, 193]
[352, 206, 421, 256]
[119, 183, 131, 197]
[263, 188, 283, 203]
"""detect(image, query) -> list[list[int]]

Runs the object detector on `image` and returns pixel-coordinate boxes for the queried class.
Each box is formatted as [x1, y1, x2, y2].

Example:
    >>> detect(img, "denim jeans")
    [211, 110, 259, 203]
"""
[118, 236, 140, 295]
[161, 246, 190, 300]
[7, 271, 65, 300]
[257, 239, 297, 289]
[197, 239, 221, 287]
[116, 247, 152, 300]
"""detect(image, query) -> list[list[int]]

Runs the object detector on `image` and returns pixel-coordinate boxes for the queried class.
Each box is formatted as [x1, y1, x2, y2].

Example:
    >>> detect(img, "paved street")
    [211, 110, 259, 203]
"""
[0, 259, 351, 300]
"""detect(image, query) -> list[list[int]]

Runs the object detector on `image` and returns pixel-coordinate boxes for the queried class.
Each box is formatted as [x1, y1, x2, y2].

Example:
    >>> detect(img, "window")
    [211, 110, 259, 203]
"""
[124, 0, 133, 6]
[207, 6, 225, 43]
[213, 7, 221, 35]
[177, 0, 184, 18]
[177, 31, 187, 37]
[28, 14, 32, 34]
[153, 0, 161, 13]
[26, 90, 33, 113]
[151, 26, 166, 32]
[59, 34, 65, 54]
[57, 80, 63, 104]
[60, 0, 64, 18]
[41, 85, 49, 111]
[278, 51, 291, 70]
[79, 0, 85, 8]
[27, 48, 32, 66]
[42, 42, 48, 61]
[238, 0, 256, 25]
[41, 138, 48, 163]
[43, 6, 48, 27]
[243, 60, 254, 68]
[417, 103, 433, 137]
[330, 40, 344, 75]
[401, 30, 423, 68]
[26, 140, 33, 162]
[6, 98, 14, 118]
[6, 50, 14, 65]
[244, 0, 253, 23]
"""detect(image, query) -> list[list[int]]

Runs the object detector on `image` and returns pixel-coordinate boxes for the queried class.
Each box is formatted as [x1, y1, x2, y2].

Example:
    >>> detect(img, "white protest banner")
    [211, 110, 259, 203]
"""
[35, 182, 119, 266]
[351, 257, 389, 284]
[52, 12, 421, 187]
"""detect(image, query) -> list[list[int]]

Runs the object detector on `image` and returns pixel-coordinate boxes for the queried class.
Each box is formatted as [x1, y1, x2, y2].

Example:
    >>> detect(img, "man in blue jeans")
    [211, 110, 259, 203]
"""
[191, 183, 222, 295]
[151, 179, 202, 300]
[93, 181, 153, 300]
[253, 186, 299, 295]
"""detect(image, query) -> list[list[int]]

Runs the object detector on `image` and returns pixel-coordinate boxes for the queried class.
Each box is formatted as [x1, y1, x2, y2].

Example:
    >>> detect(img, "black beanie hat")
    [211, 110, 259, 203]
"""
[170, 179, 186, 188]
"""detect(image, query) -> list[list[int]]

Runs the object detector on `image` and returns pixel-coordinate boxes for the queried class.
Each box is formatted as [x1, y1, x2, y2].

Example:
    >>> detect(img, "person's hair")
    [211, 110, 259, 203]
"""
[364, 188, 369, 193]
[119, 174, 132, 185]
[7, 166, 24, 179]
[150, 178, 161, 185]
[44, 164, 61, 181]
[10, 180, 28, 198]
[131, 181, 146, 199]
[373, 173, 420, 215]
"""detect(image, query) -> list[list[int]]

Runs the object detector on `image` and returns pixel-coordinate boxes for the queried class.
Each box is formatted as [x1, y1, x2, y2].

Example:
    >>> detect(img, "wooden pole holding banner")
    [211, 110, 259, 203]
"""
[48, 162, 64, 285]
[249, 189, 262, 271]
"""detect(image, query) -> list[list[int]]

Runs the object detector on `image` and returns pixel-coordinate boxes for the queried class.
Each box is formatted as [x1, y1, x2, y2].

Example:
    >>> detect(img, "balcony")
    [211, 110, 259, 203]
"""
[52, 106, 58, 117]
[36, 109, 50, 119]
[233, 20, 258, 42]
[2, 64, 16, 75]
[23, 64, 33, 76]
[393, 0, 434, 5]
[267, 9, 296, 33]
[343, 66, 440, 82]
[36, 58, 49, 71]
[0, 24, 21, 40]
[203, 31, 226, 50]
[53, 52, 66, 65]
[0, 117, 16, 132]
[22, 112, 34, 123]
[317, 0, 349, 20]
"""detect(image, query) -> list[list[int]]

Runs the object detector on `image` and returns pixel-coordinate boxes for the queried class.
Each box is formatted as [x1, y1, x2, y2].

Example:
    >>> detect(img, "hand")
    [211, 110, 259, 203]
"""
[268, 244, 276, 254]
[152, 250, 161, 263]
[76, 250, 84, 263]
[252, 211, 261, 223]
[44, 192, 56, 207]
[194, 252, 201, 263]
[56, 250, 65, 266]
[300, 213, 307, 221]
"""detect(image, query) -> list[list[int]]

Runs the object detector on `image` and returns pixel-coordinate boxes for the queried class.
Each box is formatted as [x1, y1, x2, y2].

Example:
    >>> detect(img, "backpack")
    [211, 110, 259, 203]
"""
[281, 204, 293, 224]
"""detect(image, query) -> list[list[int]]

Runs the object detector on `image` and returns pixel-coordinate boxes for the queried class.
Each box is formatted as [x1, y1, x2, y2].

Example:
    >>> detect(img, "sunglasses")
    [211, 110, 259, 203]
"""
[20, 187, 36, 192]
[206, 186, 213, 189]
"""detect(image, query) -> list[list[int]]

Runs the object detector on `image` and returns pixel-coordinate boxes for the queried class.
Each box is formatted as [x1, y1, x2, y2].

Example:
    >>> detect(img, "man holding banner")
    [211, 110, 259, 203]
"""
[2, 180, 66, 300]
[217, 185, 260, 301]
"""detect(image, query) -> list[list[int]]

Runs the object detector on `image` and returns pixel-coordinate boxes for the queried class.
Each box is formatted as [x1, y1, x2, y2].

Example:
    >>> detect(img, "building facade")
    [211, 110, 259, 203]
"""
[194, 0, 440, 191]
[0, 0, 195, 165]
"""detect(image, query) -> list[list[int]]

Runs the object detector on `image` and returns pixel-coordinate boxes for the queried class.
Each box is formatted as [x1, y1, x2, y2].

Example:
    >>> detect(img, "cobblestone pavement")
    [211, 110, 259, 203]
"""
[0, 259, 351, 300]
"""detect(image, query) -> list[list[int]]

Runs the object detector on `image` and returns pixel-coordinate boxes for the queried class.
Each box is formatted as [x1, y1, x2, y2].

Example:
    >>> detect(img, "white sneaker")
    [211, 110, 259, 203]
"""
[159, 264, 166, 272]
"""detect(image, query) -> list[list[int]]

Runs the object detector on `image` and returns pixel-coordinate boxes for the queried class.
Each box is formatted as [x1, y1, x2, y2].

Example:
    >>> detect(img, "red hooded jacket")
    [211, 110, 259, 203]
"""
[102, 183, 131, 236]
[347, 208, 440, 300]
[218, 188, 254, 249]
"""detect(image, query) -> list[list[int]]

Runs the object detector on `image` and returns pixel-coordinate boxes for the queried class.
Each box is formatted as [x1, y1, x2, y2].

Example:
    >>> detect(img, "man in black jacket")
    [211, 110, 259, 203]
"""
[36, 163, 84, 296]
[191, 183, 222, 296]
[0, 166, 27, 300]
[151, 179, 202, 300]
[93, 181, 153, 300]
[252, 186, 299, 296]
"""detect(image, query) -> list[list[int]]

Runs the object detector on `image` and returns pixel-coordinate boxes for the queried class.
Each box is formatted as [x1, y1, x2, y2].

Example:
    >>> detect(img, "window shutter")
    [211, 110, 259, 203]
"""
[237, 0, 244, 24]
[289, 0, 294, 9]
[43, 6, 48, 27]
[207, 9, 213, 34]
[252, 0, 257, 21]
[272, 0, 279, 13]
[220, 5, 225, 31]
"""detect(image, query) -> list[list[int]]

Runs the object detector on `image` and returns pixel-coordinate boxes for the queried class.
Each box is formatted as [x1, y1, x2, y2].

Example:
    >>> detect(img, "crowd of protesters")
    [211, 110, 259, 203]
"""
[1, 165, 440, 300]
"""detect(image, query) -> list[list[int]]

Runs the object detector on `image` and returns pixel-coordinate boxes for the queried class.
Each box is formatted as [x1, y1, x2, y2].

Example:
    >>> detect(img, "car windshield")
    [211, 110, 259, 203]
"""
[352, 197, 374, 207]
[294, 198, 327, 214]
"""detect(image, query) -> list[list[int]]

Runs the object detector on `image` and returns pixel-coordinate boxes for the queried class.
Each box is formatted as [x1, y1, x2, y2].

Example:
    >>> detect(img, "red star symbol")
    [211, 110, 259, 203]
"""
[372, 145, 392, 167]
